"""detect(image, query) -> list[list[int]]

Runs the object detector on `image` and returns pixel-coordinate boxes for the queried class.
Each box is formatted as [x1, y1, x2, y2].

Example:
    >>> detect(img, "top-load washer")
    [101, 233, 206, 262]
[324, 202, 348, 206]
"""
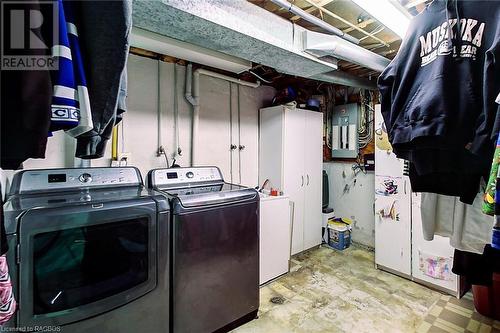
[147, 166, 259, 333]
[3, 167, 170, 332]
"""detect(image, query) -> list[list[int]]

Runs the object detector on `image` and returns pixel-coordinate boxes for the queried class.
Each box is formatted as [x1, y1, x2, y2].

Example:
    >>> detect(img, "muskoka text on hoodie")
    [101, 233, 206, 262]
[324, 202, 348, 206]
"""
[378, 0, 500, 203]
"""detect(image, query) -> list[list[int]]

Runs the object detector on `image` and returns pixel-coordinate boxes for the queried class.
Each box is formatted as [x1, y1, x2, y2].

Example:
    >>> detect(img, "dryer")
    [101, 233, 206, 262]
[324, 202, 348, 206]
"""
[147, 166, 259, 333]
[3, 167, 169, 332]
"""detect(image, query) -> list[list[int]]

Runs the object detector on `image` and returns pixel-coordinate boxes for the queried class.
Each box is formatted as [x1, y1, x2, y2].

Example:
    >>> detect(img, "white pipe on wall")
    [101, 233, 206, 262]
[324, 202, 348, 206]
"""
[185, 64, 260, 166]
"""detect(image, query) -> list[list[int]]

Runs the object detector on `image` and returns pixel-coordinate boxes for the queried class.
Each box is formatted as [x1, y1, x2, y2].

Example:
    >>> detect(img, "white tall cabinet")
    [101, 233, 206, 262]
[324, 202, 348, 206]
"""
[259, 105, 323, 255]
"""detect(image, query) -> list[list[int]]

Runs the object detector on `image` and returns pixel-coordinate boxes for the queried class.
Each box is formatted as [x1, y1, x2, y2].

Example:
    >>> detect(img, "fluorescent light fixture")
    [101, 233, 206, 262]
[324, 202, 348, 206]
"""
[351, 0, 410, 38]
[130, 27, 252, 73]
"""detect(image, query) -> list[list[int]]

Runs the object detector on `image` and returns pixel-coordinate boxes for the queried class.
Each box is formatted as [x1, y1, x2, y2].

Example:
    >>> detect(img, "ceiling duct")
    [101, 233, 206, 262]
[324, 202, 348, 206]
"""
[304, 30, 391, 72]
[270, 0, 360, 45]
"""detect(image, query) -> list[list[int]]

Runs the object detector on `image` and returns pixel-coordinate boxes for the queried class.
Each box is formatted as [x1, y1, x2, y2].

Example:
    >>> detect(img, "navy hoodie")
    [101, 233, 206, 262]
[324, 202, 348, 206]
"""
[378, 0, 499, 203]
[379, 0, 499, 165]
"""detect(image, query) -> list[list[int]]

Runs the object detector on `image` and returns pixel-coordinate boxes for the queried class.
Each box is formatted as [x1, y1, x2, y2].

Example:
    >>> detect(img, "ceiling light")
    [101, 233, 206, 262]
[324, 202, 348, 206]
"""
[351, 0, 410, 38]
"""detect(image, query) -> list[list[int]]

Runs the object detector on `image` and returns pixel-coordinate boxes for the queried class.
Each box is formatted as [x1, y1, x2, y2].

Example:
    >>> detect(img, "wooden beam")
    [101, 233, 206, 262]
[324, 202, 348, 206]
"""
[342, 18, 375, 33]
[290, 0, 336, 21]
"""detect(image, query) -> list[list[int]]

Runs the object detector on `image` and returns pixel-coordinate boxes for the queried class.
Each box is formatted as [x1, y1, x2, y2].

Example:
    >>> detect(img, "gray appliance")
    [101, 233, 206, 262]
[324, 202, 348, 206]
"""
[3, 167, 170, 333]
[147, 166, 259, 333]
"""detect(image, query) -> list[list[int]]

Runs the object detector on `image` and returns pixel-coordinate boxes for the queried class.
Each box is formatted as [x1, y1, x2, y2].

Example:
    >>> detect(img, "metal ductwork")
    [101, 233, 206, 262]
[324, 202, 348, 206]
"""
[312, 71, 377, 90]
[270, 0, 360, 45]
[132, 0, 385, 88]
[304, 30, 391, 72]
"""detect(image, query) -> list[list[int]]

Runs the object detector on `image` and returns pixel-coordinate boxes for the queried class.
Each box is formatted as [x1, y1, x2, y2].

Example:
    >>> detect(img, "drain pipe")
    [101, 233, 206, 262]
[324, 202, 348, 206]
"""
[185, 64, 260, 166]
[271, 0, 360, 45]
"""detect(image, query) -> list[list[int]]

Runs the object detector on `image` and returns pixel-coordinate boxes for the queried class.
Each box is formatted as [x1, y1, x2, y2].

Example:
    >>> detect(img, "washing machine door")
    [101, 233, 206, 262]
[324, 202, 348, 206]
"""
[16, 198, 158, 327]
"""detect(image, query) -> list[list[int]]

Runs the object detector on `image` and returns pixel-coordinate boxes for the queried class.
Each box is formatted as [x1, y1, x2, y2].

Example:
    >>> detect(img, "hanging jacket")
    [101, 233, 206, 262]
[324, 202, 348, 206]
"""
[378, 0, 500, 202]
[49, 0, 93, 136]
[74, 0, 131, 159]
[0, 1, 53, 170]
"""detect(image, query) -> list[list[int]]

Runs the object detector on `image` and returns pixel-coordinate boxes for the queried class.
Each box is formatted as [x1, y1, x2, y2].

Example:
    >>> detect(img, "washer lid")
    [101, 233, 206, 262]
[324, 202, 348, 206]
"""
[167, 183, 258, 208]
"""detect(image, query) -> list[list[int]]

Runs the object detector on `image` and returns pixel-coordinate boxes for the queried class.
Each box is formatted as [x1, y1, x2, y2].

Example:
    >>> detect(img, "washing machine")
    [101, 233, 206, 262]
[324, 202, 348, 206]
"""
[147, 166, 259, 333]
[3, 167, 169, 332]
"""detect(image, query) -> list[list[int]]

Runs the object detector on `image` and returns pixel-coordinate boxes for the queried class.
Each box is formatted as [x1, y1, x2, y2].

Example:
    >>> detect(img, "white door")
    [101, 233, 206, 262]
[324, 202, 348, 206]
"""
[197, 76, 232, 179]
[411, 193, 458, 293]
[303, 111, 323, 250]
[260, 197, 291, 284]
[237, 85, 260, 187]
[283, 109, 306, 255]
[229, 83, 240, 184]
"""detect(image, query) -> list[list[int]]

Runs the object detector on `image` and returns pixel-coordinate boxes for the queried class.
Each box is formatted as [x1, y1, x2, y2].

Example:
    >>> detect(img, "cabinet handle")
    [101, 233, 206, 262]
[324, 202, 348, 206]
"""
[306, 174, 310, 186]
[239, 145, 245, 151]
[301, 175, 304, 187]
[230, 144, 237, 150]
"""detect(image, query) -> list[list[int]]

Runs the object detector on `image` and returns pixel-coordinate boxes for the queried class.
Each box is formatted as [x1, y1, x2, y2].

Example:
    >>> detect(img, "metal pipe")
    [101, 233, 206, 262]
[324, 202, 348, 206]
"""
[302, 0, 390, 47]
[271, 0, 360, 45]
[185, 64, 260, 166]
[313, 71, 377, 90]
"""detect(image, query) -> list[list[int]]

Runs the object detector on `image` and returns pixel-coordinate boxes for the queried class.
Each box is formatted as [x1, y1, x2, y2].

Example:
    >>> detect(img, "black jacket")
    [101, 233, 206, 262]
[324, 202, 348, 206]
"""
[75, 0, 131, 159]
[378, 0, 500, 203]
[379, 0, 499, 163]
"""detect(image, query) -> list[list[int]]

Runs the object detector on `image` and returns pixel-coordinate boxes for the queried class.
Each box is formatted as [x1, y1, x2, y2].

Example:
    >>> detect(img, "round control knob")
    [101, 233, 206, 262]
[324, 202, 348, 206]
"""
[186, 171, 194, 179]
[79, 173, 92, 183]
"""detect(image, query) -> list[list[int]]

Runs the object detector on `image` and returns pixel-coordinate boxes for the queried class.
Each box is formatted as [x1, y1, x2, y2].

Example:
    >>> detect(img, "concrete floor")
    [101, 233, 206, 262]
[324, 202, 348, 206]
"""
[234, 245, 442, 333]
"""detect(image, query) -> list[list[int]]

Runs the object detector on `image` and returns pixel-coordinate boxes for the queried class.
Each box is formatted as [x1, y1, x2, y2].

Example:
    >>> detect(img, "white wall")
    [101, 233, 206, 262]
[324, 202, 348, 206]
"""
[323, 161, 375, 248]
[9, 54, 275, 187]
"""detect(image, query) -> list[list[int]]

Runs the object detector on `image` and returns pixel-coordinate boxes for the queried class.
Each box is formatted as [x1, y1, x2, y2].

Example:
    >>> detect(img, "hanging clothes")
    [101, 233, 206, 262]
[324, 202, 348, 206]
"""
[49, 0, 92, 136]
[75, 0, 132, 159]
[378, 0, 500, 204]
[0, 256, 16, 325]
[63, 0, 93, 137]
[421, 192, 493, 254]
[0, 2, 53, 170]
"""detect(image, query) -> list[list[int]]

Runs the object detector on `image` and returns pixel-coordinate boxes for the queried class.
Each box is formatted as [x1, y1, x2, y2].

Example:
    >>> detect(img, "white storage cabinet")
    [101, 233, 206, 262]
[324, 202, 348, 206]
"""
[259, 105, 323, 255]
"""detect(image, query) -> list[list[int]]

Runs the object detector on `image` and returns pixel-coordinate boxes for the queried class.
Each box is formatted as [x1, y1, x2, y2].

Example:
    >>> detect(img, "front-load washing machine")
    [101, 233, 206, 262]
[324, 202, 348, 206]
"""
[3, 167, 169, 332]
[147, 166, 259, 333]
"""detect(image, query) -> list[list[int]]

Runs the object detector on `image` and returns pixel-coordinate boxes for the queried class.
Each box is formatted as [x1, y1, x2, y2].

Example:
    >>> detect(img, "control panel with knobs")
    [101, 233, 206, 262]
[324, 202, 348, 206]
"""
[79, 173, 93, 183]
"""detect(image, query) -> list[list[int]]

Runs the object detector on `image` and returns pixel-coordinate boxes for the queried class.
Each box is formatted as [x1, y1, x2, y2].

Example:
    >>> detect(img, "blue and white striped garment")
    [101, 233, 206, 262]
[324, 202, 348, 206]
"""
[50, 0, 93, 136]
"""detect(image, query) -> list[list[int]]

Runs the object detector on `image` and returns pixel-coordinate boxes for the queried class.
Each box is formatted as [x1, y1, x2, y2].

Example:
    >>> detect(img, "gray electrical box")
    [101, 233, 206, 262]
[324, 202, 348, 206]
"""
[331, 103, 359, 158]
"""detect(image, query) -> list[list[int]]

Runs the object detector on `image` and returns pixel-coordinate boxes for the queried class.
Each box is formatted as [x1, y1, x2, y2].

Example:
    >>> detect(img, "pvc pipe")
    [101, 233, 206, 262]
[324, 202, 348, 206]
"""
[157, 60, 163, 157]
[271, 0, 360, 45]
[185, 64, 260, 166]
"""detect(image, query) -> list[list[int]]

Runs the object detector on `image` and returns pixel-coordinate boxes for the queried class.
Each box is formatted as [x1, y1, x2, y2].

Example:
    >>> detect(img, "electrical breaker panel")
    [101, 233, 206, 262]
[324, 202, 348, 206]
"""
[331, 103, 359, 158]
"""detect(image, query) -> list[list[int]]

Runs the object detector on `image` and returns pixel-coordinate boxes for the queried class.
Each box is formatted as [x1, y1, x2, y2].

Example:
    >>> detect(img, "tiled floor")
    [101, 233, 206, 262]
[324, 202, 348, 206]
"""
[417, 293, 500, 333]
[233, 245, 499, 333]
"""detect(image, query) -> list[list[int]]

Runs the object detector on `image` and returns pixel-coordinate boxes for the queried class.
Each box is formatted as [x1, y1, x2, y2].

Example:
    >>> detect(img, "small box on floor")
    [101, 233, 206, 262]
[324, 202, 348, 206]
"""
[327, 218, 352, 251]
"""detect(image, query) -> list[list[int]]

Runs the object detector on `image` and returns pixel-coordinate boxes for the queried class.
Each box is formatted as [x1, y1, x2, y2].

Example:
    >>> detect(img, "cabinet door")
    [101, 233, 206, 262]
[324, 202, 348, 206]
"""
[411, 193, 458, 294]
[237, 85, 260, 187]
[374, 104, 411, 276]
[260, 197, 291, 285]
[283, 110, 306, 255]
[303, 111, 323, 250]
[197, 77, 231, 178]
